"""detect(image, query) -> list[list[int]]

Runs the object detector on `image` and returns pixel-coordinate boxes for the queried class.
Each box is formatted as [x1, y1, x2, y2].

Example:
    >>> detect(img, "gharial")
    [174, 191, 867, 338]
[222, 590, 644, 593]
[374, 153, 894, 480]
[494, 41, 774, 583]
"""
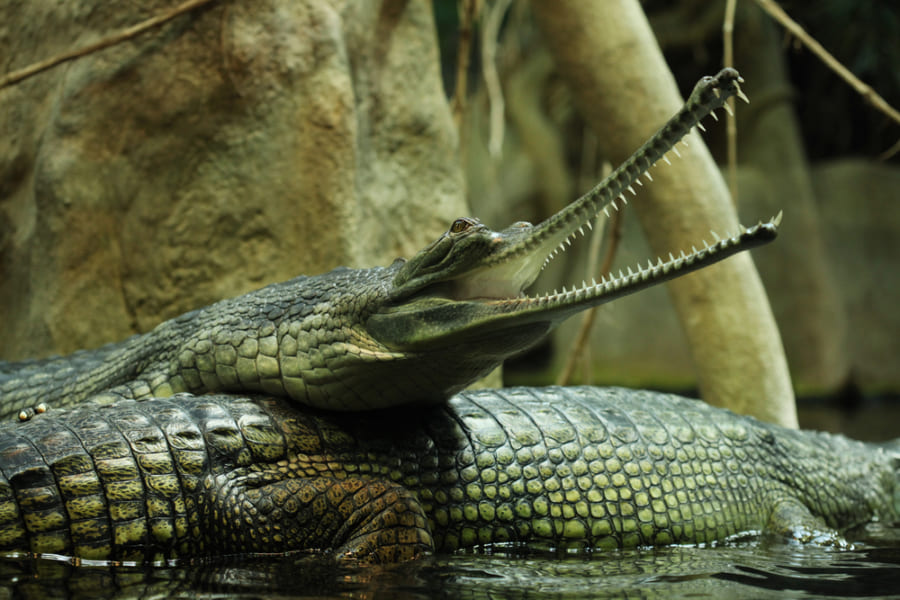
[1, 69, 895, 565]
[1, 68, 775, 420]
[0, 388, 896, 564]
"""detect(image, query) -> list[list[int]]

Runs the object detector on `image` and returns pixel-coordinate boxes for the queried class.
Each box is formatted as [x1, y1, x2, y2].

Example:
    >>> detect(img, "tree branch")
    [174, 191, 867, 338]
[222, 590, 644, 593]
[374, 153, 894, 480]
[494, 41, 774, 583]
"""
[754, 0, 900, 157]
[0, 0, 221, 91]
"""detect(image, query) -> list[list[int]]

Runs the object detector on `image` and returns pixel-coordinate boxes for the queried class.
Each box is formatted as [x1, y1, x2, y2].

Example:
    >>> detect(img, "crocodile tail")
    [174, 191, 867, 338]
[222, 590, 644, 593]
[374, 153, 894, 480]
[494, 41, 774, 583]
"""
[878, 438, 900, 516]
[0, 333, 153, 420]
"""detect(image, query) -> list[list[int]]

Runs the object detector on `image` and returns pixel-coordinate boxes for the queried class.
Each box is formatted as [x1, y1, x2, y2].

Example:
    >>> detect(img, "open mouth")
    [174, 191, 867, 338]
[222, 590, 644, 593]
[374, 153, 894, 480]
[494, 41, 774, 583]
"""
[446, 67, 758, 305]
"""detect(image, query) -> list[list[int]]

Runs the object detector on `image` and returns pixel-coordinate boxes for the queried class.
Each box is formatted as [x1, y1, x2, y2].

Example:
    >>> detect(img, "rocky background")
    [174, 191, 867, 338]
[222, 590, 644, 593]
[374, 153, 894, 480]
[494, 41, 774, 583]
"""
[1, 1, 897, 422]
[0, 0, 467, 357]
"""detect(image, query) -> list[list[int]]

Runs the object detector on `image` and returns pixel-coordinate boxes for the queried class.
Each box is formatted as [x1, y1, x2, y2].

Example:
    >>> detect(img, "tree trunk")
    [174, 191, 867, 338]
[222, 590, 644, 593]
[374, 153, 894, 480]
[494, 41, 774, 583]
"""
[531, 0, 797, 427]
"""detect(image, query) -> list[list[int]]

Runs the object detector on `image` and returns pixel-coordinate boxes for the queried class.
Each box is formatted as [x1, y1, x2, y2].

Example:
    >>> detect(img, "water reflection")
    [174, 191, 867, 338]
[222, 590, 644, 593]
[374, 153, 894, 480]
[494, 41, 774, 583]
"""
[2, 532, 899, 600]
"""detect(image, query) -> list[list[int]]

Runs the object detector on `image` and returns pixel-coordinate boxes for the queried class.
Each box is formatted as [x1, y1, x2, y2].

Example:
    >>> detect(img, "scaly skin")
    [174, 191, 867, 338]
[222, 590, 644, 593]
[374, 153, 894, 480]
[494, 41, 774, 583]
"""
[1, 387, 896, 564]
[0, 69, 778, 418]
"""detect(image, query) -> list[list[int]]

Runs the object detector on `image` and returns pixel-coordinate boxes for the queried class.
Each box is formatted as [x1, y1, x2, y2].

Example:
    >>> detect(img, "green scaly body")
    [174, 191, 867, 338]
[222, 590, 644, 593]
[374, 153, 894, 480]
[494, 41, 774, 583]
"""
[0, 387, 896, 563]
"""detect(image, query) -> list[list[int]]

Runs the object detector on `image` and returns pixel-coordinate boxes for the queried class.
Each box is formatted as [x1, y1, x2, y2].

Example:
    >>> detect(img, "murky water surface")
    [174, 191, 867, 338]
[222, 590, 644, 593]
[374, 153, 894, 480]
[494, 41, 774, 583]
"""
[2, 526, 898, 600]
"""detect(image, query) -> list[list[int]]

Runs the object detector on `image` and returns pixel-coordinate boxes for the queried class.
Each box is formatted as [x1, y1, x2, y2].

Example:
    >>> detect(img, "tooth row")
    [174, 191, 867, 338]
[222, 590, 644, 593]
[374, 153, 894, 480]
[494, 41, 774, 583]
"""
[542, 88, 751, 275]
[541, 218, 596, 269]
[534, 220, 775, 303]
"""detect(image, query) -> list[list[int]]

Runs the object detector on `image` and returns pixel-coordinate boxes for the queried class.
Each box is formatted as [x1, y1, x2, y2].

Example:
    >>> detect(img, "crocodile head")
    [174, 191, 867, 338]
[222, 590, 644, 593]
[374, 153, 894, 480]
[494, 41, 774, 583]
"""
[365, 68, 779, 398]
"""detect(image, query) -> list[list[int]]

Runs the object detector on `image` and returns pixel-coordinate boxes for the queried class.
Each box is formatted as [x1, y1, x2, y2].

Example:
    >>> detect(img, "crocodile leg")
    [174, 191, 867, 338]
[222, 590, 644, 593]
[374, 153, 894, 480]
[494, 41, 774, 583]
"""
[211, 474, 434, 563]
[765, 498, 847, 546]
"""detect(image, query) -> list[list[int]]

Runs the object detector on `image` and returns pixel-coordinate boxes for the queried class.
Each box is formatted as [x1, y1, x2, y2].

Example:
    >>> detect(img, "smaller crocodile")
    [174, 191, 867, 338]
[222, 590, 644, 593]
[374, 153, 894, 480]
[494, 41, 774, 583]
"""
[0, 387, 896, 564]
[0, 68, 777, 418]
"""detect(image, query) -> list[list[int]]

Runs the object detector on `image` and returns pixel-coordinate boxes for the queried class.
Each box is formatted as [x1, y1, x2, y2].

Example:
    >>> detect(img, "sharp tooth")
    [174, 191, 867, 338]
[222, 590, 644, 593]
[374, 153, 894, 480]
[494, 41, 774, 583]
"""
[697, 122, 707, 132]
[627, 266, 634, 276]
[619, 194, 628, 205]
[636, 179, 643, 187]
[586, 220, 593, 230]
[691, 245, 698, 254]
[681, 138, 689, 147]
[627, 185, 636, 195]
[723, 102, 734, 116]
[663, 155, 672, 165]
[553, 289, 559, 296]
[710, 110, 719, 121]
[669, 252, 676, 262]
[591, 278, 597, 287]
[656, 257, 664, 267]
[647, 259, 654, 270]
[618, 269, 625, 279]
[710, 230, 721, 241]
[603, 207, 610, 218]
[644, 171, 653, 182]
[735, 83, 750, 104]
[612, 200, 619, 212]
[680, 250, 688, 258]
[673, 146, 682, 158]
[578, 226, 585, 236]
[600, 274, 607, 284]
[702, 239, 710, 248]
[774, 210, 784, 226]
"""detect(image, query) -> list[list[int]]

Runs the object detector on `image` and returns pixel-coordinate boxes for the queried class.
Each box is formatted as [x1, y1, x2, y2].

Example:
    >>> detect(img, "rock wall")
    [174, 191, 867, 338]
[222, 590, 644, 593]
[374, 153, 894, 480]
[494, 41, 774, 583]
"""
[0, 0, 466, 359]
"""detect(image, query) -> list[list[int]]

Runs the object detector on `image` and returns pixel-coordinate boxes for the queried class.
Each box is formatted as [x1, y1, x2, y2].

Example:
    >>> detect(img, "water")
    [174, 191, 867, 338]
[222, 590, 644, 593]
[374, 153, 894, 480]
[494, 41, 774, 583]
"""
[2, 528, 898, 599]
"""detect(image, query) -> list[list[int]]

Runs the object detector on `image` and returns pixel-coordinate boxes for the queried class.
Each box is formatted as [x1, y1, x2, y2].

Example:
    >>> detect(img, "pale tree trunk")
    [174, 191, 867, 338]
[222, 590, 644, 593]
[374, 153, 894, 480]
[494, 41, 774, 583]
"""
[532, 0, 797, 427]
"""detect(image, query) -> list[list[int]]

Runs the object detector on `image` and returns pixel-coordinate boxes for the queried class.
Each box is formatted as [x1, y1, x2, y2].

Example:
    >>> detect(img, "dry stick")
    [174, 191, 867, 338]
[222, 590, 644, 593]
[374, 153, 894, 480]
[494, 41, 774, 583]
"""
[556, 140, 603, 386]
[723, 0, 738, 205]
[556, 209, 623, 386]
[754, 0, 900, 159]
[481, 0, 512, 157]
[556, 158, 623, 386]
[451, 0, 481, 129]
[0, 0, 221, 91]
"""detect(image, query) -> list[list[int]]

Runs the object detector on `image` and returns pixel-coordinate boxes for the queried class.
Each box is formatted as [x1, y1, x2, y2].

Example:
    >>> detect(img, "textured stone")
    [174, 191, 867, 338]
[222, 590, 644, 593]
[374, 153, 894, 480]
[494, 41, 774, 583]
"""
[0, 0, 465, 359]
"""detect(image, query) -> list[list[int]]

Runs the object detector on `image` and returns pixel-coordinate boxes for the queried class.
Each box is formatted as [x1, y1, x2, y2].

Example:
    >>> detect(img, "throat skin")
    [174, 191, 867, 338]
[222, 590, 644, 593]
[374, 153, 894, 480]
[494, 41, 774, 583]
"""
[0, 69, 779, 415]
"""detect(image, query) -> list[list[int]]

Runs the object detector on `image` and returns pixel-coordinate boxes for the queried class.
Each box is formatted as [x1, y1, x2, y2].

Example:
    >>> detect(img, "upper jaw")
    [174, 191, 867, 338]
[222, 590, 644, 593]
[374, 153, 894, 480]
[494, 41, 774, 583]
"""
[479, 67, 749, 275]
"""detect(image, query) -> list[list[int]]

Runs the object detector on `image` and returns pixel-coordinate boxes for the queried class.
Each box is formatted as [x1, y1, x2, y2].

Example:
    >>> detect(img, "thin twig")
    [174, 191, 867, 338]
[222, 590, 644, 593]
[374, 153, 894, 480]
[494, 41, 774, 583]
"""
[481, 0, 512, 157]
[451, 0, 481, 129]
[754, 0, 900, 158]
[723, 0, 738, 204]
[880, 137, 900, 161]
[0, 0, 221, 91]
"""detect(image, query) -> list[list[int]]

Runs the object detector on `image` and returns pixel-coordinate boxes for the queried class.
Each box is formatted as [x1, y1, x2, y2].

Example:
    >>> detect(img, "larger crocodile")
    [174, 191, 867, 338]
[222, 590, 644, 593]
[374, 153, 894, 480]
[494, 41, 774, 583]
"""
[0, 387, 896, 564]
[0, 68, 778, 420]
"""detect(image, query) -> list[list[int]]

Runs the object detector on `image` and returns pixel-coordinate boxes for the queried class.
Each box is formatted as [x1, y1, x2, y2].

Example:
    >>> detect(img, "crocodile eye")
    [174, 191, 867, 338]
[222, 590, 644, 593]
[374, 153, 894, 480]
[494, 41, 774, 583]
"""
[449, 218, 474, 234]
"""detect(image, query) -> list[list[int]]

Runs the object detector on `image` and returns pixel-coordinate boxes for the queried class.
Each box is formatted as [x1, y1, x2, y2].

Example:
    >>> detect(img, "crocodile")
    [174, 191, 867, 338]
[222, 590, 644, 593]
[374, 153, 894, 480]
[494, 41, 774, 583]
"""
[0, 387, 896, 564]
[0, 68, 778, 420]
